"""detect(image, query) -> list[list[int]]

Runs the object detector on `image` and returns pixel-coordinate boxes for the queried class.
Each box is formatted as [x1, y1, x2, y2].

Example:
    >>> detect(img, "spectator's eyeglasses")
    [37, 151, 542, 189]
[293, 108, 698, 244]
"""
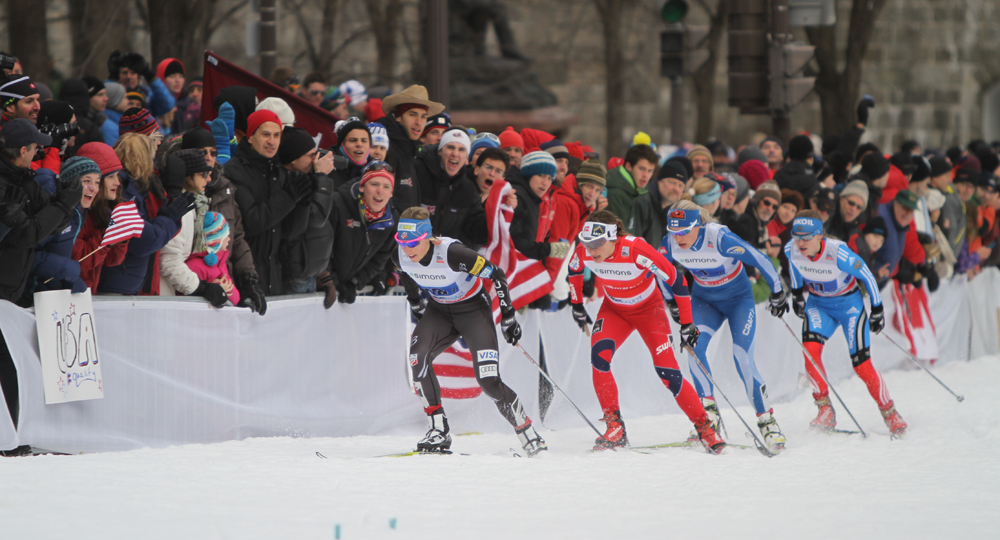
[310, 90, 325, 96]
[844, 199, 863, 210]
[363, 161, 394, 174]
[198, 172, 211, 179]
[395, 233, 428, 248]
[760, 199, 777, 209]
[204, 149, 219, 158]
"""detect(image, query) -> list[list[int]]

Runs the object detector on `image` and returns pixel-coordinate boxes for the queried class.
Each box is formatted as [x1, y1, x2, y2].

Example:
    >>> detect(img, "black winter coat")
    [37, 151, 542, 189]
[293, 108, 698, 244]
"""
[414, 144, 487, 249]
[331, 145, 366, 191]
[282, 173, 336, 281]
[224, 139, 307, 295]
[774, 160, 819, 201]
[509, 173, 551, 261]
[327, 182, 398, 288]
[376, 115, 419, 213]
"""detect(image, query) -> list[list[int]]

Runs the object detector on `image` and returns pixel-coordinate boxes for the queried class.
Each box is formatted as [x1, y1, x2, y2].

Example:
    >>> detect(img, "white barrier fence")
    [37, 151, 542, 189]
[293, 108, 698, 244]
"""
[2, 269, 998, 453]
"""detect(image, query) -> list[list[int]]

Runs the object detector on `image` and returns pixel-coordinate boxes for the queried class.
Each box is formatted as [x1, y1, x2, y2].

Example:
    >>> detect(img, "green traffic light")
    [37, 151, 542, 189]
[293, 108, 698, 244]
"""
[661, 0, 689, 23]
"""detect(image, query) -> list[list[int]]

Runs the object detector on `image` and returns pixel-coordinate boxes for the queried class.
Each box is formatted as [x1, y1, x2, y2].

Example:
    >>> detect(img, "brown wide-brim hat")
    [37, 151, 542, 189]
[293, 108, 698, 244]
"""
[381, 84, 446, 117]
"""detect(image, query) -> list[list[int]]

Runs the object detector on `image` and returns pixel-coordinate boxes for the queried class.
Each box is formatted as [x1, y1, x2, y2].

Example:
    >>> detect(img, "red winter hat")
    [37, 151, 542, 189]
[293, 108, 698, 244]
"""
[738, 159, 770, 190]
[565, 141, 586, 161]
[519, 128, 554, 154]
[498, 126, 524, 152]
[247, 109, 282, 137]
[76, 142, 123, 177]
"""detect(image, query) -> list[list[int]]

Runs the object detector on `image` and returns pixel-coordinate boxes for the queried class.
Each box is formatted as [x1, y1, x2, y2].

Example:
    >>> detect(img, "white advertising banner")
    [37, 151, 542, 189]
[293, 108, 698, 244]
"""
[33, 289, 104, 404]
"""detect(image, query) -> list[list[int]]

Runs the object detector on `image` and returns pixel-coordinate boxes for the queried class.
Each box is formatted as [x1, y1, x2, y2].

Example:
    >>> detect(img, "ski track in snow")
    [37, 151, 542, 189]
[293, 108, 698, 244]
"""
[2, 357, 999, 539]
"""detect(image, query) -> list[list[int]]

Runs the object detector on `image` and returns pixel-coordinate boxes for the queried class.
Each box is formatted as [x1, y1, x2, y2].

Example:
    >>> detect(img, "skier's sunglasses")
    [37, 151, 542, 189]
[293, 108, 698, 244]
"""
[395, 233, 428, 248]
[793, 233, 819, 243]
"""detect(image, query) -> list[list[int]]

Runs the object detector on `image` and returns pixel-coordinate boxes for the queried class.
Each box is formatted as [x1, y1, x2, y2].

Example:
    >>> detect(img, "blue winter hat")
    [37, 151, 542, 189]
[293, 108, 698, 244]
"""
[791, 216, 824, 238]
[470, 132, 500, 155]
[519, 150, 557, 179]
[203, 211, 230, 266]
[60, 156, 101, 184]
[395, 217, 433, 245]
[667, 208, 700, 235]
[367, 122, 389, 149]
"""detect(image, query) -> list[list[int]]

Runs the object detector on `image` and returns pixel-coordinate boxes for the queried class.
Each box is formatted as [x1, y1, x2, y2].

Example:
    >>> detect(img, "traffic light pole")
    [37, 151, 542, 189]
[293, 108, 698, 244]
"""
[771, 0, 791, 143]
[671, 76, 685, 144]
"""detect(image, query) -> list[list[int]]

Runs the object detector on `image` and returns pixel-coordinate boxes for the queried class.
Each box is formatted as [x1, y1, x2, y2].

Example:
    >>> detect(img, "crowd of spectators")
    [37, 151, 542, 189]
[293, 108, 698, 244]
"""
[0, 49, 997, 327]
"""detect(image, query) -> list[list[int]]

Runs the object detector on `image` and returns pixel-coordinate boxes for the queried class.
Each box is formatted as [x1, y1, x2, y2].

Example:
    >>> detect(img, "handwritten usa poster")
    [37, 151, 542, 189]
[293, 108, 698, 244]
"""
[34, 289, 104, 404]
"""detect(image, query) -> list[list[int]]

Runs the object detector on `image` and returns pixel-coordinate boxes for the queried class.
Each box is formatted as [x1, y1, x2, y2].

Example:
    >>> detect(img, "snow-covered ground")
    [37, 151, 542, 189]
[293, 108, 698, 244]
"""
[2, 357, 998, 539]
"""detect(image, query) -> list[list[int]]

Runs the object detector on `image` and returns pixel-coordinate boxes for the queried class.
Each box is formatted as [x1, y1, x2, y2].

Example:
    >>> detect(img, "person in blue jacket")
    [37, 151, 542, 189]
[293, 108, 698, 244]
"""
[25, 157, 101, 298]
[106, 51, 175, 122]
[658, 201, 789, 453]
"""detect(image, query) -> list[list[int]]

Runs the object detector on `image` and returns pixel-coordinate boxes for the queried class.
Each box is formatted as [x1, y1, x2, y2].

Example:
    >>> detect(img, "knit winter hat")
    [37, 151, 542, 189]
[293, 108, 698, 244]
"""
[498, 127, 524, 151]
[865, 216, 888, 239]
[360, 161, 395, 188]
[861, 152, 890, 180]
[911, 155, 932, 183]
[575, 159, 607, 188]
[256, 97, 296, 127]
[339, 79, 367, 107]
[162, 60, 185, 79]
[105, 82, 126, 109]
[779, 188, 805, 212]
[658, 160, 688, 183]
[368, 122, 389, 149]
[203, 211, 230, 267]
[438, 128, 470, 153]
[737, 145, 767, 167]
[928, 156, 951, 178]
[470, 132, 500, 155]
[82, 76, 105, 98]
[175, 148, 213, 176]
[246, 109, 282, 137]
[751, 180, 782, 208]
[686, 144, 714, 171]
[732, 174, 751, 204]
[890, 152, 916, 176]
[60, 156, 100, 184]
[125, 92, 146, 107]
[840, 180, 870, 207]
[422, 113, 451, 136]
[813, 187, 838, 212]
[118, 107, 158, 136]
[0, 75, 38, 108]
[278, 127, 317, 165]
[540, 139, 570, 160]
[335, 117, 370, 145]
[739, 159, 771, 190]
[788, 135, 814, 161]
[76, 142, 123, 176]
[520, 150, 557, 179]
[181, 127, 216, 151]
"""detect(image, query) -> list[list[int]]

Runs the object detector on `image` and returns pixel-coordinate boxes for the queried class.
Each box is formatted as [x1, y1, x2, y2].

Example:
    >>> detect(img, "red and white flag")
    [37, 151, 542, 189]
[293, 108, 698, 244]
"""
[100, 201, 145, 247]
[481, 180, 553, 319]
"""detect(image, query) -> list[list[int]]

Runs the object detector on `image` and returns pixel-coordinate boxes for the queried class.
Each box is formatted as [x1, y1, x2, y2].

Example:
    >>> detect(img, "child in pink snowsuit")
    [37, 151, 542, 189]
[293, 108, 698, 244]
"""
[185, 211, 240, 305]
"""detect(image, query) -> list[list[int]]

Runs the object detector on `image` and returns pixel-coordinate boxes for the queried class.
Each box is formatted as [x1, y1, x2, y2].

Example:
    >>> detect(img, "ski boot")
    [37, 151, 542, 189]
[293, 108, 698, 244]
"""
[416, 411, 452, 452]
[880, 401, 907, 438]
[694, 416, 726, 454]
[593, 409, 628, 450]
[810, 394, 836, 431]
[516, 421, 548, 457]
[688, 397, 721, 441]
[757, 409, 786, 454]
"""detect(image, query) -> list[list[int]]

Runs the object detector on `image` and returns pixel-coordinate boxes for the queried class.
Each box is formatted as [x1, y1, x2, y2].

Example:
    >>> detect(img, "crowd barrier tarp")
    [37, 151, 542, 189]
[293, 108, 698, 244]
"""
[1, 268, 997, 452]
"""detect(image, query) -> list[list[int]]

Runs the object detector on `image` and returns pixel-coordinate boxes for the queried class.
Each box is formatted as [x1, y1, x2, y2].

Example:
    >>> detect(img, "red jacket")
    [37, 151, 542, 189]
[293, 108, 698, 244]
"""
[72, 211, 129, 291]
[545, 174, 592, 278]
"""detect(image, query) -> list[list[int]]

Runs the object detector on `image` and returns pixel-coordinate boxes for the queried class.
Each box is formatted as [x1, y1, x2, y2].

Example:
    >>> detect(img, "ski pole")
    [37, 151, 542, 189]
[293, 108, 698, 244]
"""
[681, 344, 775, 458]
[780, 318, 868, 438]
[515, 343, 607, 441]
[880, 333, 965, 402]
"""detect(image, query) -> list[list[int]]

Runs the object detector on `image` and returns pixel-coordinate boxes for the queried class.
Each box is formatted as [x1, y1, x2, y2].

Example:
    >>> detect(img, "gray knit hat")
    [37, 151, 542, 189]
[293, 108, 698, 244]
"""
[105, 82, 126, 109]
[839, 180, 870, 207]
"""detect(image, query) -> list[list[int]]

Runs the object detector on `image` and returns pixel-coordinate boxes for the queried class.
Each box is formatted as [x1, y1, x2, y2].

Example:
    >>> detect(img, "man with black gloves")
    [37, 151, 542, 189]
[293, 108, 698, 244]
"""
[0, 119, 81, 301]
[106, 51, 175, 121]
[225, 110, 330, 296]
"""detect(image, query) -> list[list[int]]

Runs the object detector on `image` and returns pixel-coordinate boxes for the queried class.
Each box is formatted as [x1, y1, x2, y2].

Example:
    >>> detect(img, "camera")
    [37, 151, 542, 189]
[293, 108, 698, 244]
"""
[0, 53, 16, 72]
[38, 122, 81, 146]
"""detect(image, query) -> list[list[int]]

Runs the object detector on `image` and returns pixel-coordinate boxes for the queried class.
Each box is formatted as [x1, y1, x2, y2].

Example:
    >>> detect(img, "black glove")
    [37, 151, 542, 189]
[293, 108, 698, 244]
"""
[792, 288, 806, 319]
[369, 276, 388, 296]
[925, 264, 940, 292]
[666, 299, 681, 324]
[194, 280, 227, 308]
[337, 281, 357, 304]
[869, 304, 885, 334]
[768, 289, 789, 318]
[857, 95, 875, 126]
[581, 274, 596, 298]
[238, 272, 267, 315]
[316, 271, 338, 309]
[500, 310, 522, 346]
[159, 191, 197, 223]
[409, 297, 427, 320]
[161, 153, 186, 198]
[286, 173, 315, 202]
[56, 173, 83, 210]
[571, 303, 592, 334]
[680, 322, 700, 350]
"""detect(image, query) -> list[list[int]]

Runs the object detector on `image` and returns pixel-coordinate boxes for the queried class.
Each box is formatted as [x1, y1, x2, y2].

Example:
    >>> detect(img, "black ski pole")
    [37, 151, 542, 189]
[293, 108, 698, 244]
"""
[780, 318, 868, 437]
[880, 333, 965, 402]
[515, 343, 607, 441]
[681, 344, 775, 458]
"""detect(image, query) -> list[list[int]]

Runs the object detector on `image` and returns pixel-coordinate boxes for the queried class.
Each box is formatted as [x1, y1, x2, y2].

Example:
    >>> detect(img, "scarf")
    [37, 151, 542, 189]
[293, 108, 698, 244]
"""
[356, 184, 394, 231]
[190, 191, 211, 254]
[342, 143, 370, 167]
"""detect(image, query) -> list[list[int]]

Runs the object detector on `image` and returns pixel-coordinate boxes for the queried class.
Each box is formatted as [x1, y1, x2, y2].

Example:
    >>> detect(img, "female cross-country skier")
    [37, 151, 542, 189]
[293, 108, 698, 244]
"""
[393, 207, 547, 456]
[657, 202, 788, 453]
[785, 210, 907, 437]
[567, 209, 726, 454]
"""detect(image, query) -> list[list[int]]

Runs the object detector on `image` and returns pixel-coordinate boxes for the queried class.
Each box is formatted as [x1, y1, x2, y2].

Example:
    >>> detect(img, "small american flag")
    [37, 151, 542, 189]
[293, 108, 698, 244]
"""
[100, 201, 145, 246]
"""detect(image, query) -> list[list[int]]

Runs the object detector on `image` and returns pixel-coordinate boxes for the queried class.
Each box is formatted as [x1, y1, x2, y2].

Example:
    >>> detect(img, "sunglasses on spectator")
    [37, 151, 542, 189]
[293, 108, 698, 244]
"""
[310, 90, 325, 96]
[843, 199, 864, 210]
[759, 199, 778, 209]
[204, 149, 218, 158]
[363, 161, 394, 174]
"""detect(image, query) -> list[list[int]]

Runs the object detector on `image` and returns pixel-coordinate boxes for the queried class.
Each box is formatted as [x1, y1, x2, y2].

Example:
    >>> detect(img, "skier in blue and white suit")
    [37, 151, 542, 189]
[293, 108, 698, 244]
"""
[658, 204, 788, 452]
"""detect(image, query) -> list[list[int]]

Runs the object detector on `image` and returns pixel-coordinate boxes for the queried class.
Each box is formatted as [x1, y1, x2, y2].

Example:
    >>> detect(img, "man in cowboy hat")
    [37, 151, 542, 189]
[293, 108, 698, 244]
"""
[375, 85, 445, 213]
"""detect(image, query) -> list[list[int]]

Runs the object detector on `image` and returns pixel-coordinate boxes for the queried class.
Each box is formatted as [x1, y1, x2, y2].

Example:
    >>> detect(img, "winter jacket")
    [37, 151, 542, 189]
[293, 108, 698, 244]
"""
[327, 181, 399, 288]
[102, 109, 122, 146]
[415, 146, 487, 249]
[185, 250, 239, 305]
[735, 208, 770, 250]
[107, 76, 175, 120]
[935, 185, 967, 253]
[0, 155, 75, 301]
[631, 186, 668, 249]
[205, 165, 258, 286]
[282, 173, 336, 281]
[880, 165, 909, 204]
[549, 174, 591, 244]
[27, 205, 87, 296]
[73, 210, 129, 291]
[171, 96, 201, 134]
[825, 206, 864, 242]
[224, 139, 306, 295]
[331, 145, 366, 191]
[606, 166, 643, 232]
[873, 202, 910, 287]
[97, 172, 180, 295]
[376, 115, 420, 213]
[773, 160, 818, 201]
[158, 203, 202, 296]
[510, 173, 553, 261]
[848, 232, 877, 273]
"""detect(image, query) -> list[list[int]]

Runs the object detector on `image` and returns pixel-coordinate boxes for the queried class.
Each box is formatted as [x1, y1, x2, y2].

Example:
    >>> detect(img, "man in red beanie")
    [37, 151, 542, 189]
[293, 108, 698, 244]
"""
[499, 126, 524, 169]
